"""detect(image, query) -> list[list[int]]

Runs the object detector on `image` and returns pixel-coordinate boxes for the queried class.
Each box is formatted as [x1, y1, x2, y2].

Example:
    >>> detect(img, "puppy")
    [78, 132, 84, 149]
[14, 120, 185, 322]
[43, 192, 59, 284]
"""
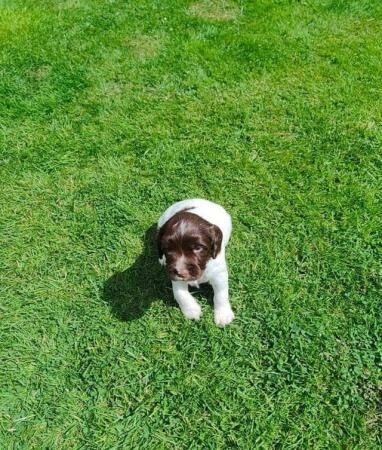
[157, 199, 234, 327]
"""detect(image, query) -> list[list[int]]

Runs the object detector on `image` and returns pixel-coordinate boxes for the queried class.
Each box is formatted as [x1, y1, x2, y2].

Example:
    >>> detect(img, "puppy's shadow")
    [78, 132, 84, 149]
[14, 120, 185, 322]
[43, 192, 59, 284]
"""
[102, 224, 176, 321]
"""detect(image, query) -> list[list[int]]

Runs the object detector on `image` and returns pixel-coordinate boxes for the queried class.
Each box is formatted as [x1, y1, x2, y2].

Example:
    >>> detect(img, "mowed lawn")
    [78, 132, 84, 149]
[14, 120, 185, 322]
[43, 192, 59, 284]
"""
[1, 0, 381, 448]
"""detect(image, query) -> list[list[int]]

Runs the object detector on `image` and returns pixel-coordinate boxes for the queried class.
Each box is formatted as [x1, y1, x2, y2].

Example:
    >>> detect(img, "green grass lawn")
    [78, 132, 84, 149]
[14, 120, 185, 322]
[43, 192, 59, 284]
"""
[1, 0, 381, 448]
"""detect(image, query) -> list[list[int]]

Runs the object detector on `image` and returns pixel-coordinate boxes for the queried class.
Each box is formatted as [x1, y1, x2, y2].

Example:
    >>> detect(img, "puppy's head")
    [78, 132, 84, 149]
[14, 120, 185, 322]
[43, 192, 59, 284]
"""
[157, 210, 223, 282]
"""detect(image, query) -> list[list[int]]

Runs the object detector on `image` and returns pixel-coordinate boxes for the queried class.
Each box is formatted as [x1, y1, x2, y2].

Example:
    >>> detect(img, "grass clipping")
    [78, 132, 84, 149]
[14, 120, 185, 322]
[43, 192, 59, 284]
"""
[189, 0, 240, 21]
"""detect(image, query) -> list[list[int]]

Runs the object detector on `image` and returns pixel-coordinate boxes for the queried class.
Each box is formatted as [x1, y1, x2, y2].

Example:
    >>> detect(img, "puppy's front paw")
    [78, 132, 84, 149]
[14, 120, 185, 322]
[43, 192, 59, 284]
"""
[182, 304, 202, 321]
[214, 307, 235, 327]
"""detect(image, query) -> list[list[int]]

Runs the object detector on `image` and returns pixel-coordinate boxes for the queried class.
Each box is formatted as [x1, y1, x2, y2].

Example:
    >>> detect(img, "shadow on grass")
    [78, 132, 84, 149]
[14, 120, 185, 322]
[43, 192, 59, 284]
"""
[102, 224, 176, 321]
[103, 224, 215, 321]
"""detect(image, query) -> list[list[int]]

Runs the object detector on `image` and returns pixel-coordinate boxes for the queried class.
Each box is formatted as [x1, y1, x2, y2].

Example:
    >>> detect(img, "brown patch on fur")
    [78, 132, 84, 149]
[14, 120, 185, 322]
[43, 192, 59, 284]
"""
[157, 210, 223, 281]
[189, 1, 240, 21]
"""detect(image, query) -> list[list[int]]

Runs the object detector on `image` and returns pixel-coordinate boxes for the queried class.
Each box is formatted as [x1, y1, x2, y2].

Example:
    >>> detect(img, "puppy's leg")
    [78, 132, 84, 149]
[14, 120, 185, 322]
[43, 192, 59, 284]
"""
[210, 270, 234, 327]
[172, 281, 202, 320]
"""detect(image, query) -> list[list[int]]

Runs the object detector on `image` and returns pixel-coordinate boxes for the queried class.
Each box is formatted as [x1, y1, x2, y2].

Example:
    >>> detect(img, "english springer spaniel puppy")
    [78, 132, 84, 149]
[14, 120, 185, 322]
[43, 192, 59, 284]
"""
[157, 199, 234, 327]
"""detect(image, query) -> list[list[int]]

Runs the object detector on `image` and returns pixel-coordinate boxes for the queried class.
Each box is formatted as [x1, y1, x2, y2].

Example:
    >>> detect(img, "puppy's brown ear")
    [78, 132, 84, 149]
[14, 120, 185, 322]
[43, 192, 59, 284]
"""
[209, 224, 223, 259]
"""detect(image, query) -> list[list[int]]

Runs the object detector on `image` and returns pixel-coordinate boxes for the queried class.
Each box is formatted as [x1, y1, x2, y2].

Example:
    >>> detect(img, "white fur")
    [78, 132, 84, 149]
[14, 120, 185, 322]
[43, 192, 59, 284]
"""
[158, 254, 166, 266]
[158, 199, 234, 327]
[178, 220, 188, 236]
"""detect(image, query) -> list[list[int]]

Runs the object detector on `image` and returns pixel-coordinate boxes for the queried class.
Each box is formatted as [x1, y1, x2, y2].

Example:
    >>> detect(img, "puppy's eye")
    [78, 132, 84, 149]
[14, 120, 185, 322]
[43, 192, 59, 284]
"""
[193, 244, 205, 252]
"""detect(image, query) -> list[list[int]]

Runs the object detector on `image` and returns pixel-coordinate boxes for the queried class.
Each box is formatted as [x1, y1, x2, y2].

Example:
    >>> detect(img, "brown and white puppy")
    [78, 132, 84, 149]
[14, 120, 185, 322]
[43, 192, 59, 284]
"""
[157, 199, 234, 327]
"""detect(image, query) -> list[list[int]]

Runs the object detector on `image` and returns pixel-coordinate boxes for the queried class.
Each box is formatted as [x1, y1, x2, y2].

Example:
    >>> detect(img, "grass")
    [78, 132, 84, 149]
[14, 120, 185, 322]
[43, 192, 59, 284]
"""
[0, 0, 381, 448]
